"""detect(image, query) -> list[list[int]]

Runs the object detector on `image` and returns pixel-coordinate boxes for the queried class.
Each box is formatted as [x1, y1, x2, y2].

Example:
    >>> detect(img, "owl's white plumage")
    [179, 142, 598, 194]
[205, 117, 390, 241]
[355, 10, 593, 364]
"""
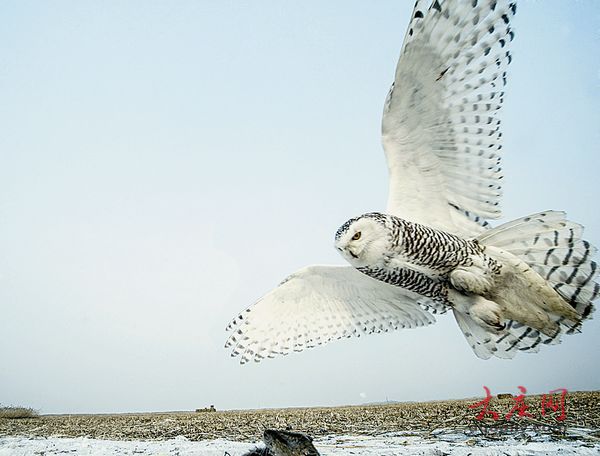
[225, 265, 436, 364]
[225, 0, 598, 363]
[383, 0, 515, 235]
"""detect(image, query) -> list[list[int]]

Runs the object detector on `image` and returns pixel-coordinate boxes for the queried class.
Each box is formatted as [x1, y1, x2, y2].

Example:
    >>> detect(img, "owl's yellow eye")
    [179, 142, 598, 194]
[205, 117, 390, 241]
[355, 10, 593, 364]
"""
[351, 231, 361, 241]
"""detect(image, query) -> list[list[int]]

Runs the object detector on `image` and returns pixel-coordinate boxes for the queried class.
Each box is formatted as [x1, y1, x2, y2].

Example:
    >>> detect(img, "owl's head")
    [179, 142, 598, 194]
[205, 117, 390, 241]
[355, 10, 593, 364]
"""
[334, 212, 393, 267]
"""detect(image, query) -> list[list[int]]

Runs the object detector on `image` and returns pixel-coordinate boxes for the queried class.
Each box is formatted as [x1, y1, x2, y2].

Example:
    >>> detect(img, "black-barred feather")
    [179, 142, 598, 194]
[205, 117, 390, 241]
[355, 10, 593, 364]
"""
[471, 211, 598, 353]
[384, 0, 517, 233]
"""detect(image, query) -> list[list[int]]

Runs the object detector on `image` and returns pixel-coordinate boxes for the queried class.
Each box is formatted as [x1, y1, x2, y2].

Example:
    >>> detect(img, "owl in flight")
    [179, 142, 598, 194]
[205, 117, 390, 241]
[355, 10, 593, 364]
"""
[225, 0, 597, 363]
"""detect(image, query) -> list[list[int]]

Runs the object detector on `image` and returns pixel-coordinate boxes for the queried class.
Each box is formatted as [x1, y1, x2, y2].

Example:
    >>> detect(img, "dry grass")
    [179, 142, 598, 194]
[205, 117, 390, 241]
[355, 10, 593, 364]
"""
[0, 406, 38, 420]
[0, 391, 598, 442]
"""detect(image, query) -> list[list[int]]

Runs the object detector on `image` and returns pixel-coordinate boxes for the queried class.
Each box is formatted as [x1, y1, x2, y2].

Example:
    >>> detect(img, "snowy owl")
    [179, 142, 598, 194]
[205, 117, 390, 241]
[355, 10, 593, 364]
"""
[225, 0, 597, 363]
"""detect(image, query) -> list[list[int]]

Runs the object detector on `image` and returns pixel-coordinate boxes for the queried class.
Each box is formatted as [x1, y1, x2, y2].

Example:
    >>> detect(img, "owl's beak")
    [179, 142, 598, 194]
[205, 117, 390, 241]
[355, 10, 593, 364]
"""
[335, 241, 360, 262]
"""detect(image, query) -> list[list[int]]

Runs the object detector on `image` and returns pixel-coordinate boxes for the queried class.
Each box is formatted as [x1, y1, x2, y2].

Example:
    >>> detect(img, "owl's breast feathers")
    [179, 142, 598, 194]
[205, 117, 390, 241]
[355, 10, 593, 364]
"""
[357, 216, 502, 305]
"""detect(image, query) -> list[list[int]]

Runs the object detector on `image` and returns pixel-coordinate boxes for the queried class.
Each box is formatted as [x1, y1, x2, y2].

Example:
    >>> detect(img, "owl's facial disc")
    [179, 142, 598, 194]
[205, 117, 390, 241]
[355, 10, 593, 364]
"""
[334, 215, 389, 267]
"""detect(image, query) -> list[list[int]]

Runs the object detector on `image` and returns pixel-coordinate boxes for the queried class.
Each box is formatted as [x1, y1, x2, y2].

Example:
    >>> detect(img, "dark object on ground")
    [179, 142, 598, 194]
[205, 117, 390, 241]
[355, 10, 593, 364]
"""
[196, 405, 217, 413]
[237, 448, 269, 456]
[262, 429, 320, 456]
[497, 394, 513, 399]
[239, 429, 320, 456]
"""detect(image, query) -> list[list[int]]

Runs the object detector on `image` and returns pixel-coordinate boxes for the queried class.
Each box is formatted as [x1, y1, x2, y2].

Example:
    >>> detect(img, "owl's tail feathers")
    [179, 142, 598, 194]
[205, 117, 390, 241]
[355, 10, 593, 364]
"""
[477, 210, 597, 323]
[452, 305, 548, 360]
[454, 211, 598, 359]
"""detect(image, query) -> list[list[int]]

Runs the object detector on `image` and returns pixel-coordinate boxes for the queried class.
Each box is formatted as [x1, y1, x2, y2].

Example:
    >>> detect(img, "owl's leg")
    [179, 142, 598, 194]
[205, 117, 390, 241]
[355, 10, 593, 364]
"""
[449, 289, 504, 332]
[449, 255, 495, 295]
[470, 297, 505, 331]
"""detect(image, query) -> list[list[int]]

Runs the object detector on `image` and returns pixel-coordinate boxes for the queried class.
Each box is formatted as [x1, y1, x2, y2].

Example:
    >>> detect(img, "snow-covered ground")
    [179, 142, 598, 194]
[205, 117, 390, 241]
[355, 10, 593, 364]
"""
[1, 432, 599, 455]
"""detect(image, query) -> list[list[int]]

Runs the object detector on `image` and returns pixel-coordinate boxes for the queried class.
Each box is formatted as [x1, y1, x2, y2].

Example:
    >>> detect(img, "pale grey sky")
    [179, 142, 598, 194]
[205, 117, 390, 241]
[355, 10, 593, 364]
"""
[1, 1, 599, 414]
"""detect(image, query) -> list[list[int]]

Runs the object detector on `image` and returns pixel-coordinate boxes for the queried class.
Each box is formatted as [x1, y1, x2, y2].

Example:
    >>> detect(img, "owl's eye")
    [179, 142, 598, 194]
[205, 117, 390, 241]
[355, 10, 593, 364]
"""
[351, 231, 361, 241]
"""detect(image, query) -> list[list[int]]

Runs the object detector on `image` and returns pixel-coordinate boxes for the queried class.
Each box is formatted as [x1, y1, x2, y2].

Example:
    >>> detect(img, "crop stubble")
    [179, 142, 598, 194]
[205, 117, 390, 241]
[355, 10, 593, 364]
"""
[1, 391, 598, 442]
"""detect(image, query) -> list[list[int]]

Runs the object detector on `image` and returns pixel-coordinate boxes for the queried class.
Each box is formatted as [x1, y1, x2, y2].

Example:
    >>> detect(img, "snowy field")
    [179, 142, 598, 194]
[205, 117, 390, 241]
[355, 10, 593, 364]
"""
[1, 433, 599, 455]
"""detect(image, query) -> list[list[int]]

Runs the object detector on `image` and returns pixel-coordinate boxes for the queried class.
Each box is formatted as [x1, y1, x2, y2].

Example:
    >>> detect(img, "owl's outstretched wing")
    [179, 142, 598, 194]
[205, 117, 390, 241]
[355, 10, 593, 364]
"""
[225, 265, 436, 364]
[383, 0, 516, 236]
